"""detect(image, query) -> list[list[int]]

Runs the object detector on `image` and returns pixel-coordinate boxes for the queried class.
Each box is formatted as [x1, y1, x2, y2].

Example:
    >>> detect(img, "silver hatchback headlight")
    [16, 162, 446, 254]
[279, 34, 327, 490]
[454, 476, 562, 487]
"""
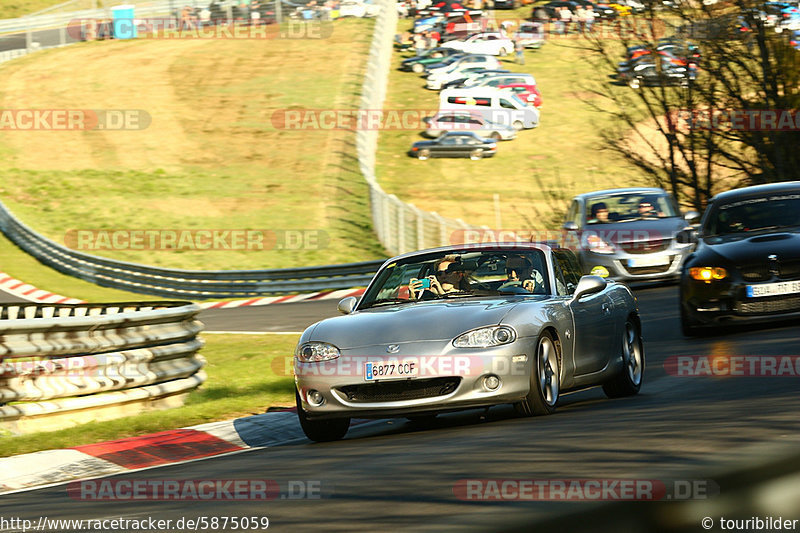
[295, 342, 341, 363]
[453, 326, 517, 348]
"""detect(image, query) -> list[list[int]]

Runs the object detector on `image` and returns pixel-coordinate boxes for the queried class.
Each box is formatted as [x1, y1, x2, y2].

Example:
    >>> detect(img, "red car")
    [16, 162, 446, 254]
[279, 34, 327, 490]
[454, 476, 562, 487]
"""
[499, 83, 543, 107]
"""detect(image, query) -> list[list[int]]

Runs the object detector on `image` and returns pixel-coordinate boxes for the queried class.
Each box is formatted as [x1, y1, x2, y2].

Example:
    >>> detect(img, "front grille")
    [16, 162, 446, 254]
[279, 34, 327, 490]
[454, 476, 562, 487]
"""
[336, 377, 461, 403]
[739, 259, 800, 282]
[735, 294, 800, 315]
[621, 258, 674, 276]
[619, 239, 669, 255]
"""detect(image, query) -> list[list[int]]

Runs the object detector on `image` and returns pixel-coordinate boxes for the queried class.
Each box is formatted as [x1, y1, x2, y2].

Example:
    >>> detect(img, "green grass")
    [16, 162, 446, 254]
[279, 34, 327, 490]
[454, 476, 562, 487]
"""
[376, 15, 652, 229]
[0, 0, 70, 19]
[0, 19, 386, 273]
[0, 334, 298, 457]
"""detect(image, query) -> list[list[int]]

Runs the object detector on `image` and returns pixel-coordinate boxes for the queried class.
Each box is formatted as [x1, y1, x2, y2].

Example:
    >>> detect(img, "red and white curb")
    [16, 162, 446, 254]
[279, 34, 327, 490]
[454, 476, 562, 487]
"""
[0, 271, 364, 308]
[0, 409, 379, 495]
[196, 288, 366, 309]
[0, 272, 84, 304]
[0, 409, 300, 494]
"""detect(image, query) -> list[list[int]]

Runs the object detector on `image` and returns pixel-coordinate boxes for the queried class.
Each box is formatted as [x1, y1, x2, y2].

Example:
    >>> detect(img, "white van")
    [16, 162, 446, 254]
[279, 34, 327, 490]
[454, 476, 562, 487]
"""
[439, 87, 540, 130]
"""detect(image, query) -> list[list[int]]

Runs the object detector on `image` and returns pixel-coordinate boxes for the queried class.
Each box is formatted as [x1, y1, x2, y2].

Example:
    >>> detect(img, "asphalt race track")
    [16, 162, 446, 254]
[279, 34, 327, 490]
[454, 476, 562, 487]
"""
[0, 283, 798, 531]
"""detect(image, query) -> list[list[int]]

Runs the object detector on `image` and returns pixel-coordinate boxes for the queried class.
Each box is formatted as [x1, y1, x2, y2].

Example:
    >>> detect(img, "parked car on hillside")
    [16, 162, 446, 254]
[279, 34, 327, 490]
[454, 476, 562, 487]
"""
[423, 110, 517, 140]
[499, 83, 543, 107]
[513, 22, 545, 49]
[409, 131, 498, 160]
[401, 48, 463, 73]
[441, 32, 516, 56]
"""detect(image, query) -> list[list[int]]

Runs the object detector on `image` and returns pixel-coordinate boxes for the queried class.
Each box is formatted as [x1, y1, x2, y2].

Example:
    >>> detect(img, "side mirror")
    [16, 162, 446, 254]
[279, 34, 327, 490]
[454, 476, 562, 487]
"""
[573, 275, 607, 300]
[337, 296, 357, 315]
[684, 210, 700, 224]
[563, 221, 578, 231]
[676, 227, 698, 245]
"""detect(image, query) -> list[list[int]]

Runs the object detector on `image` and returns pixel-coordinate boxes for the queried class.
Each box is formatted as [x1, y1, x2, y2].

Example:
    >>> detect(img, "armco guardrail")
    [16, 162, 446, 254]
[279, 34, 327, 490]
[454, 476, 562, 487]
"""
[356, 0, 486, 256]
[0, 201, 384, 299]
[0, 301, 205, 433]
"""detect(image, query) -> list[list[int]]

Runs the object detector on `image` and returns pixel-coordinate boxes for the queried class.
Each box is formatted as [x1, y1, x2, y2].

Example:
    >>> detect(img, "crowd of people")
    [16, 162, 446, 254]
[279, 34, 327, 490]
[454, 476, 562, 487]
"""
[531, 4, 598, 34]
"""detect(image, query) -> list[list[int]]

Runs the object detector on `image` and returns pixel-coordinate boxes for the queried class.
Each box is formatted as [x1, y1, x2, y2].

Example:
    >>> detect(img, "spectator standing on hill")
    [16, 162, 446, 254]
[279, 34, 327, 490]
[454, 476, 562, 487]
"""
[559, 6, 572, 34]
[414, 32, 426, 55]
[585, 4, 595, 33]
[575, 5, 587, 33]
[515, 38, 525, 64]
[552, 7, 564, 34]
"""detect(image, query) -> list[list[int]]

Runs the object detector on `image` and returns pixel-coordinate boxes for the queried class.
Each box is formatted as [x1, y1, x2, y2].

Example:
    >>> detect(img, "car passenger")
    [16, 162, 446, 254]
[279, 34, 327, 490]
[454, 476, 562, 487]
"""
[587, 202, 610, 224]
[409, 257, 471, 299]
[498, 255, 545, 293]
[637, 200, 664, 218]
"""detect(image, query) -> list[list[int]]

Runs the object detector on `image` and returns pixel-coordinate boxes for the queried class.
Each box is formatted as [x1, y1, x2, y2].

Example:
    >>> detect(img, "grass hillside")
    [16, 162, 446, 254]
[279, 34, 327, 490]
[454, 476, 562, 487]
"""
[0, 19, 387, 273]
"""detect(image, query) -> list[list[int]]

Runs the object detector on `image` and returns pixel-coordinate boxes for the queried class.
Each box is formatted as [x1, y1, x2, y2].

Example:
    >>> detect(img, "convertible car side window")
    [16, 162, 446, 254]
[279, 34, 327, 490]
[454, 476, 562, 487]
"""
[554, 251, 581, 294]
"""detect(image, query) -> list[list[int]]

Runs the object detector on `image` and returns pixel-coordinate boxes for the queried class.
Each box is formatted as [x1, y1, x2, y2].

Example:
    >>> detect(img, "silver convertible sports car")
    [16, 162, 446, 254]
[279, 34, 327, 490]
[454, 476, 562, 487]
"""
[294, 243, 645, 442]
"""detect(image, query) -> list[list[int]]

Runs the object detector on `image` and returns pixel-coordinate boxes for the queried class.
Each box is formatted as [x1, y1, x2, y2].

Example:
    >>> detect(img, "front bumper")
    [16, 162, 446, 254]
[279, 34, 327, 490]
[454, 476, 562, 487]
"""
[682, 278, 800, 326]
[579, 246, 692, 281]
[295, 341, 533, 420]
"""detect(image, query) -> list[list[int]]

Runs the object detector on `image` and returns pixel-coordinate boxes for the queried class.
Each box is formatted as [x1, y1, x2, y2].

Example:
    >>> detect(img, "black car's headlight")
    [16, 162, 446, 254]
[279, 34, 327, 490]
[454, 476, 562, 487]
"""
[295, 342, 341, 363]
[689, 266, 728, 282]
[453, 326, 517, 348]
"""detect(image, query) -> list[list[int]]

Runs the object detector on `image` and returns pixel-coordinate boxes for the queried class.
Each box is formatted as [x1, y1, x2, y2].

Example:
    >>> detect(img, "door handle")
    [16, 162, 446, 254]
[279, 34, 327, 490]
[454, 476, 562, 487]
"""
[601, 303, 611, 314]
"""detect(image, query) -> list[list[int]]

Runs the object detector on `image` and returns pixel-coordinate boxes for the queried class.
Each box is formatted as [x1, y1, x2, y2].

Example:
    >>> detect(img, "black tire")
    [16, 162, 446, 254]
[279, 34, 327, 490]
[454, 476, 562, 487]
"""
[628, 77, 641, 89]
[680, 304, 700, 337]
[295, 390, 350, 442]
[512, 120, 524, 130]
[490, 131, 502, 140]
[418, 149, 431, 160]
[412, 63, 425, 73]
[514, 330, 559, 416]
[603, 318, 644, 398]
[470, 149, 484, 160]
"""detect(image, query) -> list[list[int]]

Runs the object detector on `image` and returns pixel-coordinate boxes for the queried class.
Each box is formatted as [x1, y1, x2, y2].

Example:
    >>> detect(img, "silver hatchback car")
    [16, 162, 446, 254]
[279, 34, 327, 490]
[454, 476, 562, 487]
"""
[563, 188, 699, 282]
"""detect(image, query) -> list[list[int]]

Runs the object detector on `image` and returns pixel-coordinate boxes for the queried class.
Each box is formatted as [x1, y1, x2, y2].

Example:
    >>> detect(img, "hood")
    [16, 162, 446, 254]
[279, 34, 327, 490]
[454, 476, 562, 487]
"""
[582, 217, 688, 244]
[700, 229, 800, 266]
[306, 299, 521, 349]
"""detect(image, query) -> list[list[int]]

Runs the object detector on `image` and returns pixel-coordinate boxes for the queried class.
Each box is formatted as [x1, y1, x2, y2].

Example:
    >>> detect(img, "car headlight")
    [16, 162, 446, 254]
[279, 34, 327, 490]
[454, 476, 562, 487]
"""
[689, 266, 728, 282]
[585, 234, 616, 254]
[453, 326, 517, 348]
[295, 342, 341, 363]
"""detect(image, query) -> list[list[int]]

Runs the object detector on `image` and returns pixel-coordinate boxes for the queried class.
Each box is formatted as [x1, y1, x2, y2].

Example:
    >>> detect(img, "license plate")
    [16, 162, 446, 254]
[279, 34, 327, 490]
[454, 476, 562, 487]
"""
[628, 255, 670, 268]
[746, 280, 800, 298]
[364, 361, 418, 381]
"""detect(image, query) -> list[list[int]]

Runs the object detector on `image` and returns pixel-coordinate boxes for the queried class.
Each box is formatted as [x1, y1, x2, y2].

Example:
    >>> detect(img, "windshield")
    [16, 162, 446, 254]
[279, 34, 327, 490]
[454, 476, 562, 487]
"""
[585, 192, 679, 224]
[359, 249, 550, 309]
[704, 194, 800, 236]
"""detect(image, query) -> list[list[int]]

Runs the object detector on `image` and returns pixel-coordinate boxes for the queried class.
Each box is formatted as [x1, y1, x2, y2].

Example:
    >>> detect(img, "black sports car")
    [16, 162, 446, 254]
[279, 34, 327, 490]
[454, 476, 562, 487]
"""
[409, 131, 497, 160]
[680, 181, 800, 336]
